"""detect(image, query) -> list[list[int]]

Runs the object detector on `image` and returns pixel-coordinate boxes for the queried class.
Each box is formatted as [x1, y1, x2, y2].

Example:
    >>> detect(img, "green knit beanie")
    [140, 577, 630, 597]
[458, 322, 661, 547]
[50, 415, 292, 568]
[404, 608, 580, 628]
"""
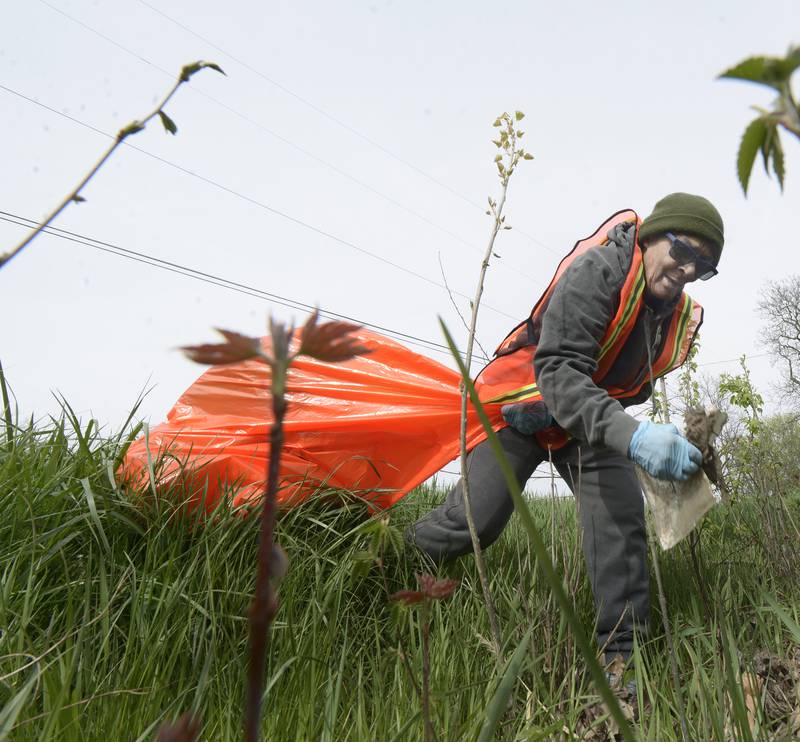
[639, 192, 724, 254]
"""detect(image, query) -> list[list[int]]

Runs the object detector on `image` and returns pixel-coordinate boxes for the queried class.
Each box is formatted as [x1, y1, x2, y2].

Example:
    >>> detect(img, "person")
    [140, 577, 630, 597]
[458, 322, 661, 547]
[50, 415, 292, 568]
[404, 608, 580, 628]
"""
[406, 192, 724, 667]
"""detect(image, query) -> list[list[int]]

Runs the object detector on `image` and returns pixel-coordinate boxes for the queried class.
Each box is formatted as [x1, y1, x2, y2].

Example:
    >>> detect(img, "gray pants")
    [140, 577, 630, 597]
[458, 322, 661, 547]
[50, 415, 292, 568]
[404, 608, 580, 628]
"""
[407, 426, 649, 661]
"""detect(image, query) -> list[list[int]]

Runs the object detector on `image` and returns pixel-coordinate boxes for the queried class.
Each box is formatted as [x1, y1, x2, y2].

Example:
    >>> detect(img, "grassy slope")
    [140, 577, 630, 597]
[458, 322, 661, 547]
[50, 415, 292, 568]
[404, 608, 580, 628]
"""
[2, 412, 800, 740]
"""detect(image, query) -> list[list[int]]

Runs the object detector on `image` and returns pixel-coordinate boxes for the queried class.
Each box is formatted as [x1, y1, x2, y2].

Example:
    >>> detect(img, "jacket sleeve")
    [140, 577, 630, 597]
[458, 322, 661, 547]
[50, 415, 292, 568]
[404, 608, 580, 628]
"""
[533, 246, 641, 455]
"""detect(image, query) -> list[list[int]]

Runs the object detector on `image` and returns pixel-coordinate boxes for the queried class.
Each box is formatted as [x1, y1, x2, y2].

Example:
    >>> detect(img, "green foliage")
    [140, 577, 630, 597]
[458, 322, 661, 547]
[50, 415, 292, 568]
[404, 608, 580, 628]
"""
[719, 355, 763, 435]
[489, 110, 533, 190]
[737, 118, 768, 192]
[3, 402, 800, 738]
[677, 339, 701, 411]
[720, 45, 800, 195]
[477, 625, 534, 742]
[723, 411, 800, 495]
[720, 48, 800, 91]
[648, 386, 668, 422]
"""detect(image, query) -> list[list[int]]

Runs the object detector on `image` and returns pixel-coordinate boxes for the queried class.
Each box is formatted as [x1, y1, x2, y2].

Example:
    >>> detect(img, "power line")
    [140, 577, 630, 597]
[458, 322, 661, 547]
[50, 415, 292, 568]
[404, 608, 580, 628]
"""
[36, 0, 550, 288]
[0, 208, 775, 384]
[0, 210, 492, 364]
[697, 353, 770, 367]
[134, 0, 490, 215]
[3, 208, 772, 377]
[132, 0, 561, 258]
[0, 82, 519, 323]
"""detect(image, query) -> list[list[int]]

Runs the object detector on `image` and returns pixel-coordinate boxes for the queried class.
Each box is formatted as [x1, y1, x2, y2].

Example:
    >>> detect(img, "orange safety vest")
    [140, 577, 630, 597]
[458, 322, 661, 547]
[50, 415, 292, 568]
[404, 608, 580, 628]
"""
[474, 209, 703, 450]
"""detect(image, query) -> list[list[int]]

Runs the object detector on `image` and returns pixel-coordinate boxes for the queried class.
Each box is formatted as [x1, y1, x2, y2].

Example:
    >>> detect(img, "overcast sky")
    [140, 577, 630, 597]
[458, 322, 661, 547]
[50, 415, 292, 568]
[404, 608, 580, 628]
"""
[1, 1, 797, 474]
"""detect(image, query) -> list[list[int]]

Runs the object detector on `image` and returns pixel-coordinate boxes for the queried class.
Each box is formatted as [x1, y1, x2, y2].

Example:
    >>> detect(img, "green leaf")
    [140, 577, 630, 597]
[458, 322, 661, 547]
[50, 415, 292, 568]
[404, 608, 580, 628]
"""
[720, 56, 769, 83]
[721, 623, 755, 742]
[720, 47, 800, 92]
[756, 120, 786, 192]
[158, 110, 178, 135]
[492, 118, 501, 127]
[763, 593, 800, 644]
[180, 60, 226, 82]
[0, 664, 39, 737]
[493, 154, 502, 162]
[771, 131, 786, 190]
[719, 55, 787, 91]
[477, 626, 534, 742]
[82, 478, 110, 554]
[760, 123, 774, 175]
[514, 110, 525, 121]
[736, 117, 768, 195]
[523, 152, 534, 160]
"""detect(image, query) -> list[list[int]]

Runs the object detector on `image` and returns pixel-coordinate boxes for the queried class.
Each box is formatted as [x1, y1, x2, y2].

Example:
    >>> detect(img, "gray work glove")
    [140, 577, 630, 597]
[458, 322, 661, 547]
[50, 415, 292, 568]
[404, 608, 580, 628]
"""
[500, 400, 553, 435]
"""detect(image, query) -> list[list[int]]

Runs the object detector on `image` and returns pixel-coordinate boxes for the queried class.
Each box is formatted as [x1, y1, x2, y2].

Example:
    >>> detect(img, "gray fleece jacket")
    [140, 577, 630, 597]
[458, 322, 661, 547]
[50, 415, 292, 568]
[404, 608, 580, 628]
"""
[532, 222, 683, 456]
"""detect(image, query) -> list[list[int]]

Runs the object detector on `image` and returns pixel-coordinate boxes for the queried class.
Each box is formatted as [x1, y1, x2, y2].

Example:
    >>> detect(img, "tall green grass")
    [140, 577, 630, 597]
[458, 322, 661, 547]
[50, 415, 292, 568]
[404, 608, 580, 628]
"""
[2, 404, 800, 740]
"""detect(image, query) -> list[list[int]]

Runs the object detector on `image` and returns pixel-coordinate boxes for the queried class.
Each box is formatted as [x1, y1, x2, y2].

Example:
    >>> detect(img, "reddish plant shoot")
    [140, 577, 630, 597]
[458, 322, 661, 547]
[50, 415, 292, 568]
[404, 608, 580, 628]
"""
[298, 309, 371, 362]
[389, 589, 426, 606]
[180, 310, 370, 368]
[182, 310, 369, 742]
[389, 573, 459, 605]
[417, 572, 459, 600]
[181, 328, 265, 365]
[389, 572, 458, 742]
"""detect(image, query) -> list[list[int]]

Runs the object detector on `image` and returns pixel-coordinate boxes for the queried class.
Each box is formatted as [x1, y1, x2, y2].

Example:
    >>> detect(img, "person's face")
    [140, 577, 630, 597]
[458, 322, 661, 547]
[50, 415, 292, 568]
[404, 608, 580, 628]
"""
[641, 233, 717, 302]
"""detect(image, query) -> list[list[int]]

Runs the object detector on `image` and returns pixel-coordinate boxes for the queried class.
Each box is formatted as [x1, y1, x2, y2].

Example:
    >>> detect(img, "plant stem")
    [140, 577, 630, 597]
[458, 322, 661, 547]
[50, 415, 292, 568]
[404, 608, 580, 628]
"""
[455, 116, 524, 662]
[376, 560, 424, 704]
[0, 359, 13, 451]
[1, 68, 187, 269]
[649, 539, 690, 742]
[659, 377, 671, 424]
[244, 361, 287, 742]
[687, 532, 713, 618]
[458, 173, 509, 661]
[647, 335, 689, 741]
[420, 601, 436, 742]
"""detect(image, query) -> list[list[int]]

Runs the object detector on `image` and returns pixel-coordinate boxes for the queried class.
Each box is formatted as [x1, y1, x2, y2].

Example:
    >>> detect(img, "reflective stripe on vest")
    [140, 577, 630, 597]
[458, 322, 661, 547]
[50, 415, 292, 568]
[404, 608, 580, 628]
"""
[473, 209, 703, 447]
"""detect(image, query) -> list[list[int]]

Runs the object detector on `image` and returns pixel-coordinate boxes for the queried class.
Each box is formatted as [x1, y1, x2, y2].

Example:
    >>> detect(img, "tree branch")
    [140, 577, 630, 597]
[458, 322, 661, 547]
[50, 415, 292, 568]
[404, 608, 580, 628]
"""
[0, 61, 224, 269]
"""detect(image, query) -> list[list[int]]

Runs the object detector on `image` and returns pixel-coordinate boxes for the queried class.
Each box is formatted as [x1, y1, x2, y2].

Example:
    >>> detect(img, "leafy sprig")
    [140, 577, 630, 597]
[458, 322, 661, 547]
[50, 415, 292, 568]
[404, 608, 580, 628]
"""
[181, 310, 368, 742]
[720, 45, 800, 195]
[0, 61, 225, 269]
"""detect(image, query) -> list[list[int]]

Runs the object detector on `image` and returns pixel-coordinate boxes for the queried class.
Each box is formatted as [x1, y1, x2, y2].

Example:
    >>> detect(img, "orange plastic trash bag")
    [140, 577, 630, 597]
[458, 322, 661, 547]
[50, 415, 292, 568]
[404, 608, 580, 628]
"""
[119, 329, 506, 511]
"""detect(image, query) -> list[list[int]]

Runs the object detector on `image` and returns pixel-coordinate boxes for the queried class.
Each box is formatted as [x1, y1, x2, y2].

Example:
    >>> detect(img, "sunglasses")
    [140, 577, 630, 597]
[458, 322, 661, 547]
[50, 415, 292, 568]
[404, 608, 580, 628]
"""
[665, 232, 718, 281]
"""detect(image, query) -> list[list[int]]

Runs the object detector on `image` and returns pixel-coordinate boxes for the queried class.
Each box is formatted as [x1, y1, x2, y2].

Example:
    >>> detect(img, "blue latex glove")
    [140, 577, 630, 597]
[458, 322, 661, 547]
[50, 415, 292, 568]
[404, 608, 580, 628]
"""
[628, 420, 703, 481]
[501, 400, 553, 435]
